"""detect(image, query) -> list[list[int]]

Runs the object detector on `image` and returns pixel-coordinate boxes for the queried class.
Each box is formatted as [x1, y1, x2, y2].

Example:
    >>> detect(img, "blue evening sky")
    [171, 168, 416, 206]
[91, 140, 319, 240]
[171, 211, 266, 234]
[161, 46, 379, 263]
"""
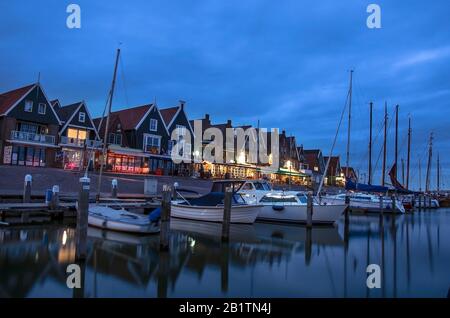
[0, 0, 449, 190]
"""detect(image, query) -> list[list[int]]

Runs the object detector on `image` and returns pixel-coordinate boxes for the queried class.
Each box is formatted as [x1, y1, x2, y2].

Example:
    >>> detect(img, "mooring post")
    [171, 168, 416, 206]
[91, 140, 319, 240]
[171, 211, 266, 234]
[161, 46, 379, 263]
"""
[76, 176, 90, 260]
[173, 182, 179, 201]
[50, 185, 60, 210]
[306, 191, 313, 228]
[160, 185, 172, 251]
[305, 227, 312, 265]
[344, 193, 350, 214]
[428, 196, 432, 208]
[23, 174, 32, 203]
[111, 179, 118, 198]
[221, 188, 233, 242]
[379, 194, 384, 214]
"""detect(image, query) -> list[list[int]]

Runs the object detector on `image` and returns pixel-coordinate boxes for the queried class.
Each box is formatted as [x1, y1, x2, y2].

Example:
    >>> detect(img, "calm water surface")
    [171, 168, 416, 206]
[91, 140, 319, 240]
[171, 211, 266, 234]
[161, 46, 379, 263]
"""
[1, 208, 449, 298]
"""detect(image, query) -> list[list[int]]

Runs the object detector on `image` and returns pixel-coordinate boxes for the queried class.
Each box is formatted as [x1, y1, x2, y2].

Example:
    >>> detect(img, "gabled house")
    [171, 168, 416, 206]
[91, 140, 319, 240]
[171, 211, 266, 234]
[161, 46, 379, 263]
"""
[0, 83, 61, 167]
[160, 101, 194, 176]
[341, 166, 358, 182]
[304, 149, 326, 186]
[53, 100, 100, 170]
[94, 103, 170, 174]
[324, 156, 343, 186]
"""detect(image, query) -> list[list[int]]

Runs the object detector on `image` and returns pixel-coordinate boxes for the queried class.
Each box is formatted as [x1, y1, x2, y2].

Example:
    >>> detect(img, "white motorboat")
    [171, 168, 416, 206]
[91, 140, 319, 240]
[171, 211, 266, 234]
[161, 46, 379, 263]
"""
[256, 192, 346, 225]
[171, 192, 261, 224]
[88, 205, 160, 234]
[414, 197, 440, 208]
[321, 193, 405, 214]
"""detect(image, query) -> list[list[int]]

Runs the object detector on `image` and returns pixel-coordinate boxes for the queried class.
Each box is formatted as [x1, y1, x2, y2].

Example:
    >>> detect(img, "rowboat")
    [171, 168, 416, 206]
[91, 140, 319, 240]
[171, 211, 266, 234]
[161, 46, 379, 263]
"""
[88, 205, 160, 234]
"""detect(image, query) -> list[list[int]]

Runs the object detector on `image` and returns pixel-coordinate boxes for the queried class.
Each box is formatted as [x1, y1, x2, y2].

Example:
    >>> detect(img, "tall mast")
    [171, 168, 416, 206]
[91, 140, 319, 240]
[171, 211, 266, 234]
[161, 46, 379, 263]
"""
[419, 158, 422, 192]
[96, 48, 121, 201]
[425, 133, 433, 193]
[368, 101, 373, 185]
[406, 117, 411, 190]
[345, 70, 353, 179]
[437, 153, 440, 193]
[381, 102, 388, 186]
[401, 158, 405, 186]
[394, 104, 399, 178]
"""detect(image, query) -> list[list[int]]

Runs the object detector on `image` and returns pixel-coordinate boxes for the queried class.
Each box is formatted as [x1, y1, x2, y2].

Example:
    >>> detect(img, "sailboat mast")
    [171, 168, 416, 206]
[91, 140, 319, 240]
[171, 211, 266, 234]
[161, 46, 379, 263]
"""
[401, 158, 405, 186]
[425, 133, 433, 193]
[96, 48, 121, 201]
[394, 104, 399, 179]
[437, 153, 440, 193]
[368, 101, 373, 185]
[345, 70, 353, 179]
[406, 117, 411, 190]
[381, 102, 388, 186]
[419, 158, 422, 192]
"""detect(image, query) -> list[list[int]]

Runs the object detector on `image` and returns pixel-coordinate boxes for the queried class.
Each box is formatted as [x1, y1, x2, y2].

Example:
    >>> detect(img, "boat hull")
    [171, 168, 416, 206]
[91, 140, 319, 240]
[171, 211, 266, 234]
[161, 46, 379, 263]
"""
[321, 196, 405, 214]
[256, 204, 346, 225]
[88, 205, 160, 234]
[170, 204, 262, 224]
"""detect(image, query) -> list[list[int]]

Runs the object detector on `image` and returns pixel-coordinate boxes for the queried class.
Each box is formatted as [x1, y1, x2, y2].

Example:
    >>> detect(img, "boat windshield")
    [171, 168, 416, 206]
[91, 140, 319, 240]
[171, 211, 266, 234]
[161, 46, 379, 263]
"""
[260, 193, 297, 203]
[254, 181, 272, 191]
[296, 193, 308, 204]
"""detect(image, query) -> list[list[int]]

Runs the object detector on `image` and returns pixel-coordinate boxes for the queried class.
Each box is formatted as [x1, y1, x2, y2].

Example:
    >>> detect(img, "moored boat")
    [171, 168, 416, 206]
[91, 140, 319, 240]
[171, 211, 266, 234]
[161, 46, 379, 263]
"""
[88, 205, 160, 234]
[171, 192, 261, 224]
[322, 193, 405, 214]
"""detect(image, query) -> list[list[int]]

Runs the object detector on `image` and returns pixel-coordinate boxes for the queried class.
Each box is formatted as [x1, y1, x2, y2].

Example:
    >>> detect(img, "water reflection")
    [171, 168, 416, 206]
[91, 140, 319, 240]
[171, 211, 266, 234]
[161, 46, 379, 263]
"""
[1, 208, 449, 298]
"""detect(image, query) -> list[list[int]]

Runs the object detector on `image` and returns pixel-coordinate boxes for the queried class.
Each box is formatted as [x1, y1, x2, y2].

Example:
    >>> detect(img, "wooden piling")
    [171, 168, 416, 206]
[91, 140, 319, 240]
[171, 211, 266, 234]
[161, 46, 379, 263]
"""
[160, 185, 172, 251]
[418, 194, 422, 210]
[221, 188, 233, 242]
[305, 227, 312, 265]
[50, 185, 60, 210]
[391, 195, 396, 213]
[306, 191, 313, 228]
[76, 176, 90, 260]
[23, 174, 32, 203]
[111, 179, 118, 198]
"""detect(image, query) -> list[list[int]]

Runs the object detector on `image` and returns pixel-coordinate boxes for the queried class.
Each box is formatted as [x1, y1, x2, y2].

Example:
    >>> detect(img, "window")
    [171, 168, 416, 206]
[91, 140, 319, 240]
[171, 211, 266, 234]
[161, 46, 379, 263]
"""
[176, 124, 186, 136]
[149, 118, 158, 131]
[168, 140, 174, 154]
[38, 103, 46, 115]
[24, 100, 33, 112]
[241, 183, 254, 191]
[144, 134, 161, 153]
[108, 133, 122, 145]
[67, 128, 87, 140]
[78, 112, 86, 123]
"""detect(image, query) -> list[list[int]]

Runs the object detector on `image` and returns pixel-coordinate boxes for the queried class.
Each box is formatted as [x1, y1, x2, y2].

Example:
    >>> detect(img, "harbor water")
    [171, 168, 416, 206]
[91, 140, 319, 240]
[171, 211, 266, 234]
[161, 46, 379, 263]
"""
[1, 208, 449, 298]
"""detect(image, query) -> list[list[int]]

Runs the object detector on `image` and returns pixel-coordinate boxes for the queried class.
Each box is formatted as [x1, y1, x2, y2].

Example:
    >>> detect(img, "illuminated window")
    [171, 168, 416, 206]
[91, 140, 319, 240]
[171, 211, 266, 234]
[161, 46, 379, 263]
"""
[78, 112, 86, 123]
[68, 128, 87, 140]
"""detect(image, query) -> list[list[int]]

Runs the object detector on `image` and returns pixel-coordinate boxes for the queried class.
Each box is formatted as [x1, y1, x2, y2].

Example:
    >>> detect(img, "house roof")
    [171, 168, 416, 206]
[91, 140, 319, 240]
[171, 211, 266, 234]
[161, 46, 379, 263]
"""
[159, 106, 179, 127]
[304, 149, 323, 171]
[94, 104, 152, 134]
[55, 102, 81, 122]
[341, 166, 357, 179]
[0, 84, 36, 115]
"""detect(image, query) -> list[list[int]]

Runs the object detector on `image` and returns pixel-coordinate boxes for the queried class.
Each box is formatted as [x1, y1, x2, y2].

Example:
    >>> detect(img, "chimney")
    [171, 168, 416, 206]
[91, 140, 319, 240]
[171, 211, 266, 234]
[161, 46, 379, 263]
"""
[179, 100, 186, 109]
[227, 119, 232, 127]
[205, 114, 210, 121]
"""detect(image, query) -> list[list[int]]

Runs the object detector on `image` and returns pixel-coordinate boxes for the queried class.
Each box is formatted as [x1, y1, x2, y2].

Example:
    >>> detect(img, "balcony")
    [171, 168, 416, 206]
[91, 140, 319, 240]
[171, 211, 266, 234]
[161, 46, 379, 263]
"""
[10, 130, 55, 145]
[60, 136, 102, 148]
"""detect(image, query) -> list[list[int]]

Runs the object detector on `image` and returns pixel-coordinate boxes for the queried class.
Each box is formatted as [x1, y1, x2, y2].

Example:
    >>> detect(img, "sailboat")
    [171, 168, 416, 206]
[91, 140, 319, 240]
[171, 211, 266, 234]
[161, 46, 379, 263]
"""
[85, 48, 160, 234]
[320, 72, 404, 213]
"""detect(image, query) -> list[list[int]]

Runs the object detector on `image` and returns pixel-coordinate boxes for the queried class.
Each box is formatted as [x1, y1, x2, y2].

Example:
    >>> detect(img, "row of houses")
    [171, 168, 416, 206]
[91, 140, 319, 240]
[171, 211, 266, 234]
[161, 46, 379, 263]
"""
[0, 82, 356, 187]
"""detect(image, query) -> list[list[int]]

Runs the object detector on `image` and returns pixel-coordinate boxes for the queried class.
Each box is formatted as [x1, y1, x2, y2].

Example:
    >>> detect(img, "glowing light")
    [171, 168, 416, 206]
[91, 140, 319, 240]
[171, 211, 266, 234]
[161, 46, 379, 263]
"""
[62, 230, 68, 245]
[237, 151, 246, 164]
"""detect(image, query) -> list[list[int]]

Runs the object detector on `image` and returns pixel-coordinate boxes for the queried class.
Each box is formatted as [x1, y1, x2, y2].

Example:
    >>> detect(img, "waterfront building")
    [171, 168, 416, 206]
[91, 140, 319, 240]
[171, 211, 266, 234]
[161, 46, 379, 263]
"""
[0, 83, 61, 167]
[304, 149, 326, 188]
[160, 101, 194, 176]
[94, 103, 170, 174]
[324, 156, 345, 186]
[53, 100, 101, 170]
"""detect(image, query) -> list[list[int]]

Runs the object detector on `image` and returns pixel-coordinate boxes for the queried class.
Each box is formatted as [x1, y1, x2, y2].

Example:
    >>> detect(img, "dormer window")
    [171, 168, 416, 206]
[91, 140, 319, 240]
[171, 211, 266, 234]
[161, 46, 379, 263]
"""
[150, 118, 158, 131]
[24, 100, 33, 112]
[38, 103, 46, 115]
[176, 125, 186, 136]
[79, 112, 86, 123]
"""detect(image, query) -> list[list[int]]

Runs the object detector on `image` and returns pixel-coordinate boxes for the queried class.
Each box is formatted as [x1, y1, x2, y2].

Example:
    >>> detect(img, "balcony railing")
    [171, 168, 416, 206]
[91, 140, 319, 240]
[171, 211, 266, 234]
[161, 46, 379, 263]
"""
[60, 136, 102, 148]
[10, 130, 55, 145]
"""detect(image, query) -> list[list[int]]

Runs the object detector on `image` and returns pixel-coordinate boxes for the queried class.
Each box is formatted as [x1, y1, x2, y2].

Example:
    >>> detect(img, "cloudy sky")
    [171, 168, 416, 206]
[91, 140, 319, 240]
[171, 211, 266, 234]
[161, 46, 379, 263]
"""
[0, 0, 449, 190]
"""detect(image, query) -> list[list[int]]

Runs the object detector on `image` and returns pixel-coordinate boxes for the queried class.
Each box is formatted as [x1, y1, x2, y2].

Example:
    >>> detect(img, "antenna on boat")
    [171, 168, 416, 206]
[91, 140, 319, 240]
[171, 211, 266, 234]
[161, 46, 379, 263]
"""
[425, 132, 433, 193]
[96, 48, 121, 202]
[345, 70, 353, 179]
